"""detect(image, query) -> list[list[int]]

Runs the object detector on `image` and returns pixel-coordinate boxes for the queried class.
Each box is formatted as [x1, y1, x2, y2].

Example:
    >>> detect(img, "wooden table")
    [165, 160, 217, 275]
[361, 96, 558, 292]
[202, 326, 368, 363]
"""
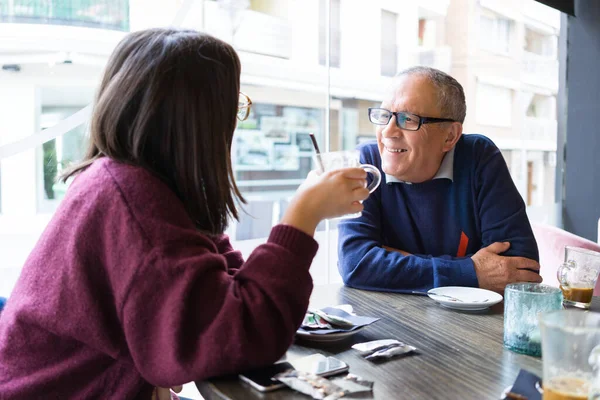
[197, 285, 598, 399]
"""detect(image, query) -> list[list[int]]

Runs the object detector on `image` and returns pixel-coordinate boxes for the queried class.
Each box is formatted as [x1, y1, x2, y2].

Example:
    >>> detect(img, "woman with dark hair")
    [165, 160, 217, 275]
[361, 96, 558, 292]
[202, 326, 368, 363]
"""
[0, 29, 370, 399]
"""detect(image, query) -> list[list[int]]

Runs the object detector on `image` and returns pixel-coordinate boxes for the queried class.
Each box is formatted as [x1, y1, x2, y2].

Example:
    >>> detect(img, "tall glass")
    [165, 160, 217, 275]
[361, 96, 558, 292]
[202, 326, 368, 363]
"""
[313, 150, 381, 218]
[539, 310, 600, 400]
[558, 246, 600, 309]
[503, 283, 563, 357]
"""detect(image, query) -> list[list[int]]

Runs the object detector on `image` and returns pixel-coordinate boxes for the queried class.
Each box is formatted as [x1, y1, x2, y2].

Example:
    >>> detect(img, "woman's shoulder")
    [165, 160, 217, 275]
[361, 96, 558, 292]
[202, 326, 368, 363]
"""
[68, 158, 170, 208]
[67, 158, 195, 244]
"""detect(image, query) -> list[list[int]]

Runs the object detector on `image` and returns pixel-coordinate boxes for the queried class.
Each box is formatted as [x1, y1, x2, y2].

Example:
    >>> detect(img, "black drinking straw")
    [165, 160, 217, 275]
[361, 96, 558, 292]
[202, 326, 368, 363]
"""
[309, 132, 325, 172]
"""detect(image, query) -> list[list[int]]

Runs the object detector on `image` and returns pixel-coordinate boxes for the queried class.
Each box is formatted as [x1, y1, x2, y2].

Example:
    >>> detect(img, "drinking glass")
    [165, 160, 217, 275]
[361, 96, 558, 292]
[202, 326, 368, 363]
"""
[539, 310, 600, 400]
[503, 283, 563, 357]
[558, 246, 600, 309]
[313, 150, 381, 218]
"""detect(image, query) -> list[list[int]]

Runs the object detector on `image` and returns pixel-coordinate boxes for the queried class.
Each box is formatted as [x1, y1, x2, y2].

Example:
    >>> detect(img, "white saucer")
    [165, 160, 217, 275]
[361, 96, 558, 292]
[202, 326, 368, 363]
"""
[296, 326, 365, 343]
[427, 287, 503, 311]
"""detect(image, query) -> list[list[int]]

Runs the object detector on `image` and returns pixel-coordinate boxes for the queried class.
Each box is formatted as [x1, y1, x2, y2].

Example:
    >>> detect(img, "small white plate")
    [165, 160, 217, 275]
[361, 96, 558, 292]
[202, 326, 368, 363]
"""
[296, 326, 365, 343]
[427, 286, 503, 311]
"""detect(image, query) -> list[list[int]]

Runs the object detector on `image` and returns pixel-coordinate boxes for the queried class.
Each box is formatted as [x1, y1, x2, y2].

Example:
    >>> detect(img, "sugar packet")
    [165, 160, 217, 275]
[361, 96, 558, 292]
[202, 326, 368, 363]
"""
[274, 370, 345, 399]
[351, 339, 405, 357]
[330, 373, 374, 394]
[302, 312, 332, 329]
[275, 370, 374, 400]
[352, 339, 416, 361]
[365, 344, 417, 361]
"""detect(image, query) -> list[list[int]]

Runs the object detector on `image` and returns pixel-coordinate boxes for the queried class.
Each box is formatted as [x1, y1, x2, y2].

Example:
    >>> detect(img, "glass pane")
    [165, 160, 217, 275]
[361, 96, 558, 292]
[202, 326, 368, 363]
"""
[381, 9, 398, 77]
[0, 151, 50, 297]
[3, 0, 129, 31]
[202, 0, 329, 285]
[39, 107, 88, 206]
[0, 0, 563, 295]
[232, 95, 326, 243]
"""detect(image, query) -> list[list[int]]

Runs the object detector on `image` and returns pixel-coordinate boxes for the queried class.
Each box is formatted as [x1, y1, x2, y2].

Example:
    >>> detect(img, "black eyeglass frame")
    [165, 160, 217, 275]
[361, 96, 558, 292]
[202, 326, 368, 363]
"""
[368, 107, 457, 131]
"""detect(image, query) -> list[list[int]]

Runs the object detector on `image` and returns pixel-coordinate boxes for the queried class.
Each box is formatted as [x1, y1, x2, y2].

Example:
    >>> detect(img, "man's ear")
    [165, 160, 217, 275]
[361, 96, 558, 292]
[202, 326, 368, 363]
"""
[442, 122, 462, 152]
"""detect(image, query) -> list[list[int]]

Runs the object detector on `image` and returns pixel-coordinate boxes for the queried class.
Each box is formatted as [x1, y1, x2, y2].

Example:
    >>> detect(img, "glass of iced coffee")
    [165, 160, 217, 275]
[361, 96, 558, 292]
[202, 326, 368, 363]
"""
[539, 310, 600, 400]
[558, 246, 600, 309]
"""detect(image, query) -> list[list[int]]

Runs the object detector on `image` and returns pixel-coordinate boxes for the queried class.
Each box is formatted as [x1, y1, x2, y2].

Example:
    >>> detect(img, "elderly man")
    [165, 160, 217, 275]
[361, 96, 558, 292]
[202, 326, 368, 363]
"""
[338, 66, 541, 294]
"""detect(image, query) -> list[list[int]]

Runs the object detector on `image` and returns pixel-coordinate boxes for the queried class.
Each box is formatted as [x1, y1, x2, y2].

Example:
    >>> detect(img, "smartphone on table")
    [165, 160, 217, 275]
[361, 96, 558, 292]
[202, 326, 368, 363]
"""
[238, 353, 349, 392]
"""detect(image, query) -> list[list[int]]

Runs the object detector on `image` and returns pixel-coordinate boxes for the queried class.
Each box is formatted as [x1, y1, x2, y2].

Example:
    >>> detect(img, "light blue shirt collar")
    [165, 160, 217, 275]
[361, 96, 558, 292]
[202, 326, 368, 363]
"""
[385, 147, 455, 185]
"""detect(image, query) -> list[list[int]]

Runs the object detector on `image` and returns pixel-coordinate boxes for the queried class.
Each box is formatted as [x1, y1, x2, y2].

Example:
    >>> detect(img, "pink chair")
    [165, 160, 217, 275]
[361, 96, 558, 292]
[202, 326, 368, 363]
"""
[532, 223, 600, 295]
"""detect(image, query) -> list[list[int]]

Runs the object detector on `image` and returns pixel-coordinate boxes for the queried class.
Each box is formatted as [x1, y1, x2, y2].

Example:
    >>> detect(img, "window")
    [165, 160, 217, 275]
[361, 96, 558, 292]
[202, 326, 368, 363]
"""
[319, 0, 340, 68]
[0, 0, 563, 295]
[526, 94, 556, 120]
[232, 101, 324, 240]
[220, 0, 292, 59]
[524, 27, 557, 57]
[476, 83, 512, 127]
[38, 108, 88, 212]
[0, 0, 130, 31]
[418, 18, 436, 48]
[380, 10, 397, 77]
[525, 151, 554, 207]
[479, 14, 511, 54]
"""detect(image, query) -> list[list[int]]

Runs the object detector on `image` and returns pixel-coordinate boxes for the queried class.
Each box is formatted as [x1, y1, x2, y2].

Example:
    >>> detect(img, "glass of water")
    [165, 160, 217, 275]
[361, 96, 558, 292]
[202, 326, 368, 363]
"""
[503, 283, 563, 357]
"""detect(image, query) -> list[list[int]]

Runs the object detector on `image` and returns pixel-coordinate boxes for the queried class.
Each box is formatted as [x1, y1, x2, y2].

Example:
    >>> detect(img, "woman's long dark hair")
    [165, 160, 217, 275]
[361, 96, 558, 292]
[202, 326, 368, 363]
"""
[61, 28, 245, 234]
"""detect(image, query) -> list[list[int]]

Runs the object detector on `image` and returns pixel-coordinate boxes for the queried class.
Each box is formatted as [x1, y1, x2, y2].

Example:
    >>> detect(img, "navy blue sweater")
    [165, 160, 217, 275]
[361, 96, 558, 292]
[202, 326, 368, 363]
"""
[337, 134, 539, 292]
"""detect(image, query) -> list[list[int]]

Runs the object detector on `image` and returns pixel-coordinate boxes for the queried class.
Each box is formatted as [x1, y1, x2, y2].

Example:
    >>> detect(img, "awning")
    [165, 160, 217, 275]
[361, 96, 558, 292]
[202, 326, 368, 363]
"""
[534, 0, 575, 17]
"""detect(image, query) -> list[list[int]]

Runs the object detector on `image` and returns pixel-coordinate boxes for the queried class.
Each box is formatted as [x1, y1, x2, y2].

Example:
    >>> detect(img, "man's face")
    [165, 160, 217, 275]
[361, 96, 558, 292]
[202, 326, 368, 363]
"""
[376, 75, 453, 183]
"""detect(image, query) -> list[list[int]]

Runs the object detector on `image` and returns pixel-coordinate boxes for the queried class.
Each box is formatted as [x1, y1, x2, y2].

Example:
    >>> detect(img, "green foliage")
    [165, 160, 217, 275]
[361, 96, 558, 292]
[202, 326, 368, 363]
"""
[43, 140, 58, 200]
[5, 0, 130, 31]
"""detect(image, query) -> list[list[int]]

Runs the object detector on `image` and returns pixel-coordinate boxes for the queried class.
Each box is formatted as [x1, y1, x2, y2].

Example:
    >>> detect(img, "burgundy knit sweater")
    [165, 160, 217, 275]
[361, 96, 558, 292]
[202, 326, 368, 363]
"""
[0, 157, 317, 399]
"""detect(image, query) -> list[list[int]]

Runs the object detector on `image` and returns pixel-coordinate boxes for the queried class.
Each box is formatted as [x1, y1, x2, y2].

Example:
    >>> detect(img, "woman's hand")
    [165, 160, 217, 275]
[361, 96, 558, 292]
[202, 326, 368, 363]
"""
[281, 167, 370, 236]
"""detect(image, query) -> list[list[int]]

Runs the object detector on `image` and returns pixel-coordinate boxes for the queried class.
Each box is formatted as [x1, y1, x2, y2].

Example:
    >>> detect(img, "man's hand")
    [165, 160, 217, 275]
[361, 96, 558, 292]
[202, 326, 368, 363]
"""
[471, 242, 542, 293]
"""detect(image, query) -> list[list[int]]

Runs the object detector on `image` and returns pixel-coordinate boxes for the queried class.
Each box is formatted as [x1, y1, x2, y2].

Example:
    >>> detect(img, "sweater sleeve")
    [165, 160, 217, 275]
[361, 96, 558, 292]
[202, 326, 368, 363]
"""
[119, 225, 317, 387]
[212, 233, 244, 273]
[337, 189, 478, 293]
[475, 146, 539, 261]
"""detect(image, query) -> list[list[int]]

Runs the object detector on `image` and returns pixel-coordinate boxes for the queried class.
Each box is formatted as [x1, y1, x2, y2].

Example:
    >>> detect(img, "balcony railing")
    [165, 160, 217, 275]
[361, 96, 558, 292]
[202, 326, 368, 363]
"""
[522, 51, 559, 91]
[523, 116, 557, 144]
[0, 0, 129, 31]
[415, 46, 452, 73]
[204, 1, 292, 59]
[417, 0, 450, 17]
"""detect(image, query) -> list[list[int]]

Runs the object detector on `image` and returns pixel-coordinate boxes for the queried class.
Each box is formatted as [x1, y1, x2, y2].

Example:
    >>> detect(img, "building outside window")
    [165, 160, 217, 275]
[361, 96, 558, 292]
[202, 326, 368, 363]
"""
[380, 9, 398, 77]
[318, 0, 340, 67]
[476, 83, 512, 127]
[38, 108, 87, 212]
[0, 0, 562, 296]
[0, 0, 129, 31]
[479, 13, 511, 54]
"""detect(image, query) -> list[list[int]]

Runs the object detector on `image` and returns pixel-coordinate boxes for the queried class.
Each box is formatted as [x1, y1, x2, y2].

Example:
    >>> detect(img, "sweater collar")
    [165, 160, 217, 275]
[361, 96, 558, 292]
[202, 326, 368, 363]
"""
[385, 147, 455, 185]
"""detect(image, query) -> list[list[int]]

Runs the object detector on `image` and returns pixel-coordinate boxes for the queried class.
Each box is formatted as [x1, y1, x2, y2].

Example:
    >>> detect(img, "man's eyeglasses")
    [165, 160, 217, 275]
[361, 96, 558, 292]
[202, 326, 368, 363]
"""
[237, 92, 252, 121]
[368, 108, 457, 131]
